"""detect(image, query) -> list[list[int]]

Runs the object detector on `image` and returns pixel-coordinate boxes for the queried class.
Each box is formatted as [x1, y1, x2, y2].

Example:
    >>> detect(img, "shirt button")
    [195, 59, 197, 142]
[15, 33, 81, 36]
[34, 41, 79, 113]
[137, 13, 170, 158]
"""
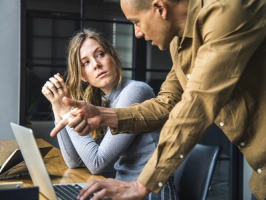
[158, 182, 163, 187]
[257, 168, 262, 174]
[240, 142, 245, 147]
[219, 122, 225, 127]
[180, 154, 184, 159]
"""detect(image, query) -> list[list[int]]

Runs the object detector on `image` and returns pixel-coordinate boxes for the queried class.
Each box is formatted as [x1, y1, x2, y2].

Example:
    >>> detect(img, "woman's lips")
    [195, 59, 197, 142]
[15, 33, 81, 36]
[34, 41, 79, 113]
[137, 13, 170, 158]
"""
[97, 71, 107, 78]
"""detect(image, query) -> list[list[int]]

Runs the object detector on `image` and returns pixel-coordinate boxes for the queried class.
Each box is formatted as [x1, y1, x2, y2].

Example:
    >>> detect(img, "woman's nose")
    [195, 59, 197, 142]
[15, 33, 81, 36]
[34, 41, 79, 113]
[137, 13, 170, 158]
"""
[92, 59, 101, 69]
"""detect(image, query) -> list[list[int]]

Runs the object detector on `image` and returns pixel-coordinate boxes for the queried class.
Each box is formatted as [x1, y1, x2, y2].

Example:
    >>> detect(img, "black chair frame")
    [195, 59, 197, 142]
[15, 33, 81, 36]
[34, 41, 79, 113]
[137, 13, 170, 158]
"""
[173, 144, 222, 200]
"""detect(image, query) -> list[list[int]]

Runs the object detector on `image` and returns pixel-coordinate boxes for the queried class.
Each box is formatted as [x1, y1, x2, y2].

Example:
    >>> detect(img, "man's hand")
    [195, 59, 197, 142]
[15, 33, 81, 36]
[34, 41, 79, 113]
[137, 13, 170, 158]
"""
[50, 97, 102, 137]
[78, 179, 150, 200]
[50, 97, 118, 137]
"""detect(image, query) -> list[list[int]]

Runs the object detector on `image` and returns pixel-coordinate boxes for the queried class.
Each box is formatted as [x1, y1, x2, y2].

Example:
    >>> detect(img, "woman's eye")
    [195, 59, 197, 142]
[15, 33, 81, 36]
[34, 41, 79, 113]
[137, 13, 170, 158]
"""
[98, 52, 105, 58]
[82, 61, 89, 66]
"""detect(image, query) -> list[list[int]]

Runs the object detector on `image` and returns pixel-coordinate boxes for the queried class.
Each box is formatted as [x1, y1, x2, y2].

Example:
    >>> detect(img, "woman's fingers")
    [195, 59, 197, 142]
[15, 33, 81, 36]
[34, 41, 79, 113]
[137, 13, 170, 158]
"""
[45, 73, 67, 97]
[53, 73, 70, 97]
[54, 73, 65, 86]
[49, 76, 62, 90]
[45, 80, 59, 96]
[52, 73, 67, 89]
[42, 85, 54, 101]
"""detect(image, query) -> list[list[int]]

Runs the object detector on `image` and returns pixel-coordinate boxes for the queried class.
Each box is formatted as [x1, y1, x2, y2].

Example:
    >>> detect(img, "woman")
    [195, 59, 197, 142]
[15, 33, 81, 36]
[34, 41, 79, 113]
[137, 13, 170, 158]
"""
[42, 29, 178, 199]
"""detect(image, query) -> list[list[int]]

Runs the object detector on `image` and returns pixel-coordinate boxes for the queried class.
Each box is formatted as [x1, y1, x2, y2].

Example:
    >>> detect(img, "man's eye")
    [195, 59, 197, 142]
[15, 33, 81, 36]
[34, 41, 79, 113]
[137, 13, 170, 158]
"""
[133, 22, 139, 27]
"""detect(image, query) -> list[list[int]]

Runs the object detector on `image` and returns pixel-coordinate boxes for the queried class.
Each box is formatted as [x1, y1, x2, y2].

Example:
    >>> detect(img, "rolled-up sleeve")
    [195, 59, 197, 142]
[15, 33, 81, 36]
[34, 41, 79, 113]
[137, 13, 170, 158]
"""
[112, 65, 183, 134]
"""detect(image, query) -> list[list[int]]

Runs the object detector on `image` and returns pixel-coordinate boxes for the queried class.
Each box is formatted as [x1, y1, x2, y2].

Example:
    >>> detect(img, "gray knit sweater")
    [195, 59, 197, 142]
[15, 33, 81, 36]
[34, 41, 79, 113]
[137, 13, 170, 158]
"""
[56, 78, 160, 181]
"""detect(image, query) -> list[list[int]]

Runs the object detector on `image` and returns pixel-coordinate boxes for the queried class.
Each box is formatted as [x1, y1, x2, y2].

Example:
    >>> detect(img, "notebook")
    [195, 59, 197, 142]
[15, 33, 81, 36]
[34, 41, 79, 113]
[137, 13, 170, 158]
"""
[10, 122, 94, 200]
[0, 146, 52, 180]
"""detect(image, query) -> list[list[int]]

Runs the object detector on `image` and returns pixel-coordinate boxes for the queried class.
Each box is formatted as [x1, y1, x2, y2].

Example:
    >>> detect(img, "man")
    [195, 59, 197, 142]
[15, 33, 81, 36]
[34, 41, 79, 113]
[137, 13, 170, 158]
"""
[52, 0, 266, 199]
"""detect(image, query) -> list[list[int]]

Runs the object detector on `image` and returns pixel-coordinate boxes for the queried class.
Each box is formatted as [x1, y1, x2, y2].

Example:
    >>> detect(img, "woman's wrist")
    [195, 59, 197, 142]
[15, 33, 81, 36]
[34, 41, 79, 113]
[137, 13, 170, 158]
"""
[53, 111, 62, 123]
[52, 107, 65, 122]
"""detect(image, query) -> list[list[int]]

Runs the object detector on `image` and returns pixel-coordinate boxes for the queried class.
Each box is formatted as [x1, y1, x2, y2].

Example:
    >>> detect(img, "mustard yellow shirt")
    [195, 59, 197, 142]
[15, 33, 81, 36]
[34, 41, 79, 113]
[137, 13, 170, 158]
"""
[112, 0, 266, 199]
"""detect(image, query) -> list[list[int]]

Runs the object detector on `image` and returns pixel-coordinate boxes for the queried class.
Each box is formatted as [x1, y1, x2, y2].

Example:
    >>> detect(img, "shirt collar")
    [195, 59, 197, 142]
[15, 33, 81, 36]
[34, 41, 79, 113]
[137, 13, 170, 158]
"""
[182, 0, 202, 39]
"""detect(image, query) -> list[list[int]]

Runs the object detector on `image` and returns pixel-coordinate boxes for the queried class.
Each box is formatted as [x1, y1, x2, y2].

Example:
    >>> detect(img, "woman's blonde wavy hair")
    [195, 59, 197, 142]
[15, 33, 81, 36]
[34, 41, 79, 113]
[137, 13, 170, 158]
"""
[66, 28, 123, 139]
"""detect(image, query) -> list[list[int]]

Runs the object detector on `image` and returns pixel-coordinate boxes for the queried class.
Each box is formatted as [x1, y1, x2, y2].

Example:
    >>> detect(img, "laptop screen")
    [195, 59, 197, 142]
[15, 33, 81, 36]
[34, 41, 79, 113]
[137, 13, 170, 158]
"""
[10, 122, 57, 200]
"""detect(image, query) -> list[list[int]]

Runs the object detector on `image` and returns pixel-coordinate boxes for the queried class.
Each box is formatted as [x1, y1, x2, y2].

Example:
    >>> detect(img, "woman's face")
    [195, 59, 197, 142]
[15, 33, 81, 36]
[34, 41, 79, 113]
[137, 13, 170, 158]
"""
[80, 38, 118, 95]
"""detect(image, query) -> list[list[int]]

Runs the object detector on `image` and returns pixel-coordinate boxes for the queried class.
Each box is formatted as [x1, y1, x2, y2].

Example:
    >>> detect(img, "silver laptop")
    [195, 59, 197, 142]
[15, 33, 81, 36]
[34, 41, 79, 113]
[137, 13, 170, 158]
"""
[10, 122, 91, 200]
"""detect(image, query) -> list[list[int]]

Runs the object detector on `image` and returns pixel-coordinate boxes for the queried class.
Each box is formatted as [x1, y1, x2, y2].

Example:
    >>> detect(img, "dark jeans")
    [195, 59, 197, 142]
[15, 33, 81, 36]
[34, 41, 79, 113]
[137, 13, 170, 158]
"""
[251, 194, 257, 200]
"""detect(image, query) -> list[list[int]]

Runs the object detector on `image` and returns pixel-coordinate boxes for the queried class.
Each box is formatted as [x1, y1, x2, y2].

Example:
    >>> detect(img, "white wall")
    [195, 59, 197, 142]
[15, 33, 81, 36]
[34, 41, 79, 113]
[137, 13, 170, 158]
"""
[0, 0, 20, 139]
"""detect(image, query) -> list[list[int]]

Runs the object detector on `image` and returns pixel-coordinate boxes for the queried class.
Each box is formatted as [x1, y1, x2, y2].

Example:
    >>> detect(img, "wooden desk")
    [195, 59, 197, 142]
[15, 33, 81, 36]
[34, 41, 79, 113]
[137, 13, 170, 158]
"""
[0, 138, 104, 199]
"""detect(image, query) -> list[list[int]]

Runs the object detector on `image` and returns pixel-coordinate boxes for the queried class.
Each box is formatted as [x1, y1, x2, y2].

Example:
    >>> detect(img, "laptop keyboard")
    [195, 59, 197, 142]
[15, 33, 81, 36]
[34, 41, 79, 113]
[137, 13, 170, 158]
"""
[53, 184, 94, 200]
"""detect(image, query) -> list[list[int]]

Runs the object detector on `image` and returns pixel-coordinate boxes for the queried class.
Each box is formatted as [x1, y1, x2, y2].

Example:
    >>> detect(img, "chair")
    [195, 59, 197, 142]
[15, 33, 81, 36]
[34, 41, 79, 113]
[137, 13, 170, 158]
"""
[173, 144, 222, 200]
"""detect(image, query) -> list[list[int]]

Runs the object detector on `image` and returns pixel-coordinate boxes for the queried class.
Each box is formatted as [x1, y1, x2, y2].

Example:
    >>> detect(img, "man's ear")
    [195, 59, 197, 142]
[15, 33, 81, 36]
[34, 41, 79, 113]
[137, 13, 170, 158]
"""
[152, 0, 167, 19]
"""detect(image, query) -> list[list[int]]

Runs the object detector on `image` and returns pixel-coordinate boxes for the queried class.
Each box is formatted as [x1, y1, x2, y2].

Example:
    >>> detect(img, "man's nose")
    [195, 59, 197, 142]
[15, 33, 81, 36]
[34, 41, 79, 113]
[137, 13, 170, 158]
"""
[134, 25, 144, 38]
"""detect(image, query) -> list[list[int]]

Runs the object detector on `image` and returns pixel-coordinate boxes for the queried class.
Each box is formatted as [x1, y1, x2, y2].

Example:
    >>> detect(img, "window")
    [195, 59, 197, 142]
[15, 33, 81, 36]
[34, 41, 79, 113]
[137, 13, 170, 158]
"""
[23, 0, 172, 123]
[24, 1, 135, 122]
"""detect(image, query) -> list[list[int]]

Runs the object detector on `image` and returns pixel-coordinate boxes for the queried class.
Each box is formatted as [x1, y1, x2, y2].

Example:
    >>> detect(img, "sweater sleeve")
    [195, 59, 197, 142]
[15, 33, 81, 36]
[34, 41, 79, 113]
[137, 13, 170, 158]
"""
[56, 126, 83, 168]
[57, 80, 156, 174]
[111, 68, 181, 133]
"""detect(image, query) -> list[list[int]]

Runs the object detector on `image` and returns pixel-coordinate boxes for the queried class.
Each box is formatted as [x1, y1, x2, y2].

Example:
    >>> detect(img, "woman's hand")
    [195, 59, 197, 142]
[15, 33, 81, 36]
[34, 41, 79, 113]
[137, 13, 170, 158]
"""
[42, 73, 71, 121]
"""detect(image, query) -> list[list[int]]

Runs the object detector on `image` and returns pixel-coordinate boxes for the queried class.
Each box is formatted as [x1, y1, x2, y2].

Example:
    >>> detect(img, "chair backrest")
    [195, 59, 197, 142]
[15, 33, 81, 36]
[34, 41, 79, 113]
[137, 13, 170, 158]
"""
[173, 144, 222, 200]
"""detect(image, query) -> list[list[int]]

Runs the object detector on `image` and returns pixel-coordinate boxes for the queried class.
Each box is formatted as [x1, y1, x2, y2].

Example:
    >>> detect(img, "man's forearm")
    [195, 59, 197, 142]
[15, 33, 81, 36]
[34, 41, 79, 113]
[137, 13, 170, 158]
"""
[97, 106, 118, 128]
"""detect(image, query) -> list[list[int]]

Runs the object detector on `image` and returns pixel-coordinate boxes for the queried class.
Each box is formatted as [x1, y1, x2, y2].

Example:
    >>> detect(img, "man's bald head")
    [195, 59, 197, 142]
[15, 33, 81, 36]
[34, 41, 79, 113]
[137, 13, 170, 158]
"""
[130, 0, 153, 10]
[125, 0, 179, 10]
